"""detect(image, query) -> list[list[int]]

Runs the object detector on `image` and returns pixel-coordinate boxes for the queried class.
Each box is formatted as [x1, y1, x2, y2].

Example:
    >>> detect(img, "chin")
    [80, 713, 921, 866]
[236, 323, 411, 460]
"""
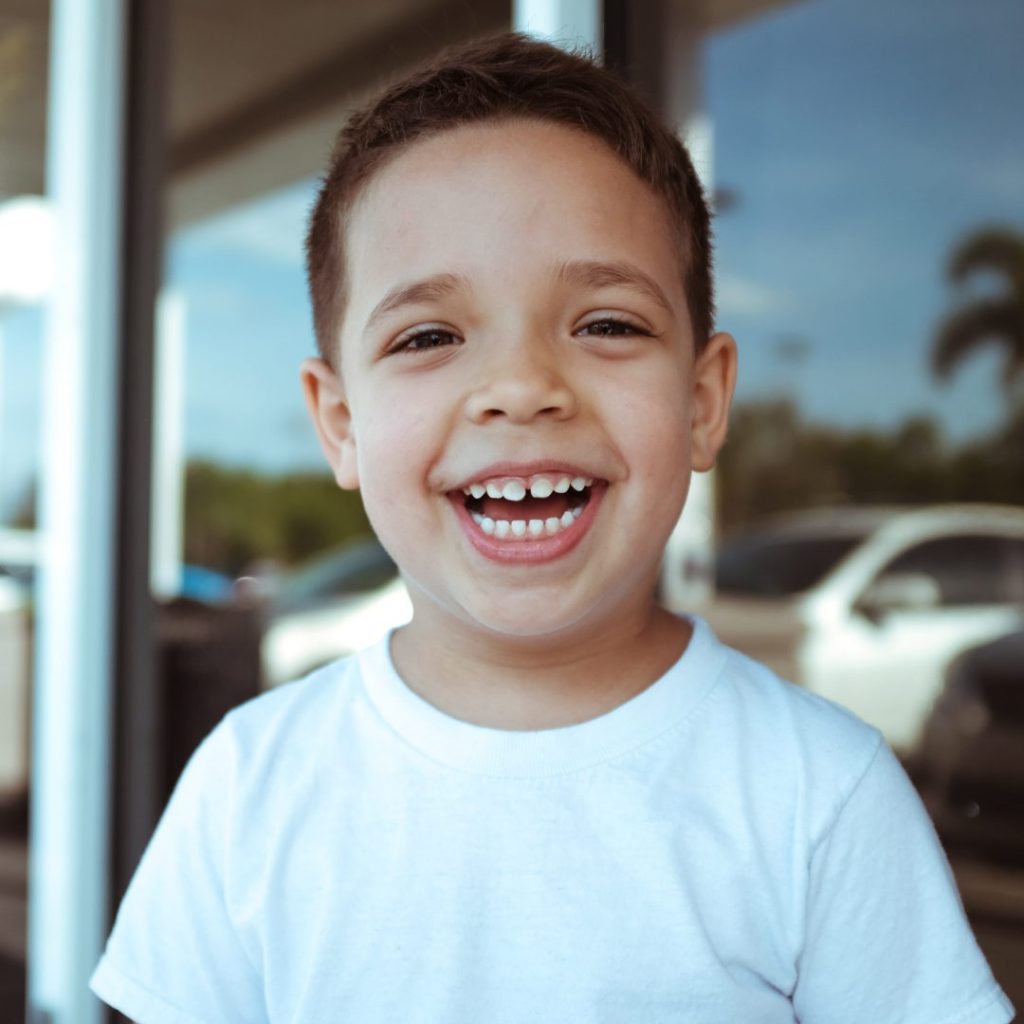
[404, 560, 662, 645]
[455, 587, 628, 645]
[475, 612, 582, 641]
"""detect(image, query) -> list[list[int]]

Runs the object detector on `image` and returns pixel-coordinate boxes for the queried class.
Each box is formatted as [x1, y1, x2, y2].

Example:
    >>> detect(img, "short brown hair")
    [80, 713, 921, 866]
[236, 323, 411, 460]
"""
[306, 32, 714, 365]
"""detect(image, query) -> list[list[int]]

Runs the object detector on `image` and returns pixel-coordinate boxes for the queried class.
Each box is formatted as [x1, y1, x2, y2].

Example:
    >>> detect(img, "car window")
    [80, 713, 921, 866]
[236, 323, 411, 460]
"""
[0, 563, 34, 589]
[715, 533, 865, 596]
[1009, 539, 1024, 603]
[874, 534, 1014, 607]
[320, 560, 395, 598]
[273, 541, 397, 613]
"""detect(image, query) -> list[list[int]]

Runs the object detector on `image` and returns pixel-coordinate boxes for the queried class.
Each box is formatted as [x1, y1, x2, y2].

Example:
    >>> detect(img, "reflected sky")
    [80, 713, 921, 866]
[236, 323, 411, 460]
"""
[1, 0, 1022, 519]
[707, 0, 1024, 434]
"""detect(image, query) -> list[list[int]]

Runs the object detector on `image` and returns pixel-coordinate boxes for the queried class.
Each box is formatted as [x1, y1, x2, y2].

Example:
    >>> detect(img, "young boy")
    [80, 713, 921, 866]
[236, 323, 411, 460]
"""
[92, 33, 1014, 1023]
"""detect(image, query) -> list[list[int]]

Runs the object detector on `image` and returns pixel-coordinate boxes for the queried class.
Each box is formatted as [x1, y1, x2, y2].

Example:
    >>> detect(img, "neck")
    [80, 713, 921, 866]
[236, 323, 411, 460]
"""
[389, 597, 692, 731]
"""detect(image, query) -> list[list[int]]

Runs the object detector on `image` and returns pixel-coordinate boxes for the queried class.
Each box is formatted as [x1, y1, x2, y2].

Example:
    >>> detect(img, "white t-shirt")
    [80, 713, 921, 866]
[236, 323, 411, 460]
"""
[91, 617, 1014, 1024]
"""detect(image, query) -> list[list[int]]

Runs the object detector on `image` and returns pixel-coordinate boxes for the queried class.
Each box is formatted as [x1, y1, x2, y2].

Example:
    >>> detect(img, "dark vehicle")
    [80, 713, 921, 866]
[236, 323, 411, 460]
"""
[920, 630, 1024, 865]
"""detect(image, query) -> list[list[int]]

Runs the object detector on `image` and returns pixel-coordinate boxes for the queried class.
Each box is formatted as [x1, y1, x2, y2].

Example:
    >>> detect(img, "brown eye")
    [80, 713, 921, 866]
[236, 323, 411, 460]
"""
[579, 318, 649, 337]
[395, 328, 460, 353]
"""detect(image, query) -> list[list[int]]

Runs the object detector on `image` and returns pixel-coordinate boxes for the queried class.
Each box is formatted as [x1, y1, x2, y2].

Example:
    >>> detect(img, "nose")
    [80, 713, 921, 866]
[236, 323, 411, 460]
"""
[464, 338, 579, 425]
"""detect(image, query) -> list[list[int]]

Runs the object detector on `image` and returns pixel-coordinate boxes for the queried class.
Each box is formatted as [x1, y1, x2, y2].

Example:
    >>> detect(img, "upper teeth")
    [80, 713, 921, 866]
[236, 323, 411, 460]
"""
[462, 473, 594, 500]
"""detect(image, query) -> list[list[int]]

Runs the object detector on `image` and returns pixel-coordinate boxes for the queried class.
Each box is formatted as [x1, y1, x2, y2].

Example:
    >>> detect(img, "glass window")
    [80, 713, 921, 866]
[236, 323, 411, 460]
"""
[715, 532, 864, 595]
[706, 0, 1023, 999]
[708, 0, 1024, 523]
[875, 535, 1012, 606]
[1005, 539, 1024, 603]
[271, 539, 397, 614]
[0, 4, 50, 1018]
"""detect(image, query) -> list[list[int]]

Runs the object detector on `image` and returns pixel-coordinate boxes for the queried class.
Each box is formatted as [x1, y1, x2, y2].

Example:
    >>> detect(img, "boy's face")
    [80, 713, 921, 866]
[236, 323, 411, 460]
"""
[303, 120, 735, 647]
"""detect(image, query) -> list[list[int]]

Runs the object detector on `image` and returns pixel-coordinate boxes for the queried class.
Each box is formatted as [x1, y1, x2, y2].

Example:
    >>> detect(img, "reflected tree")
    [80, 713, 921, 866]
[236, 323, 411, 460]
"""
[716, 401, 1024, 532]
[932, 227, 1024, 402]
[184, 462, 372, 574]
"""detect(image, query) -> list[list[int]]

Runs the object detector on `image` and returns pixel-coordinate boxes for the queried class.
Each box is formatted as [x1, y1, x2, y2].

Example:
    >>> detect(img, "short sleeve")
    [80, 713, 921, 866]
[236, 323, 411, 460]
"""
[792, 738, 1014, 1024]
[90, 721, 267, 1024]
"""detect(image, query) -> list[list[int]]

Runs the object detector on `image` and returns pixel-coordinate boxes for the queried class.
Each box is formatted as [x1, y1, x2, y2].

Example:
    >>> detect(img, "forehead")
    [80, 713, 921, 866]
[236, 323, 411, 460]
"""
[341, 120, 685, 328]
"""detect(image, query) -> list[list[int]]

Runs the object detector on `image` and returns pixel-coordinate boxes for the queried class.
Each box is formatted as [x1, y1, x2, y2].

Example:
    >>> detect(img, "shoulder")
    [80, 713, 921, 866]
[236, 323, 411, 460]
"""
[690, 619, 885, 844]
[189, 649, 370, 793]
[229, 648, 364, 736]
[699, 620, 882, 763]
[87, 656, 373, 1024]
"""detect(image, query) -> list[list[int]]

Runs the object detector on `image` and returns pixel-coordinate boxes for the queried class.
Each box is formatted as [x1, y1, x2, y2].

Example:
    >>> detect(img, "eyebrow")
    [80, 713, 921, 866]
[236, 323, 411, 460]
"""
[364, 272, 468, 333]
[555, 259, 675, 316]
[362, 260, 674, 334]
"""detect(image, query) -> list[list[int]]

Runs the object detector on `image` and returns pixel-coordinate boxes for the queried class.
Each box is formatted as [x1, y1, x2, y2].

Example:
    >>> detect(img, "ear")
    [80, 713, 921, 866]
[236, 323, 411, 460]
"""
[300, 357, 360, 490]
[690, 332, 738, 473]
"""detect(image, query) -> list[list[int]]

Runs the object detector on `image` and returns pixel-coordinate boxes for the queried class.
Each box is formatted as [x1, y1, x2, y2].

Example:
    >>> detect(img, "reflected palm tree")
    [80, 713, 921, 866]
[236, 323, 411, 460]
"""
[932, 227, 1024, 398]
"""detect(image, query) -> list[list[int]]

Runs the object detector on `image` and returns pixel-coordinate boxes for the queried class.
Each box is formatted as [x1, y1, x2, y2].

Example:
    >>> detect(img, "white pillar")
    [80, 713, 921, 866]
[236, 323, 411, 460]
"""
[0, 323, 5, 522]
[150, 290, 186, 599]
[0, 549, 31, 805]
[0, 195, 55, 526]
[27, 0, 126, 1021]
[513, 0, 602, 55]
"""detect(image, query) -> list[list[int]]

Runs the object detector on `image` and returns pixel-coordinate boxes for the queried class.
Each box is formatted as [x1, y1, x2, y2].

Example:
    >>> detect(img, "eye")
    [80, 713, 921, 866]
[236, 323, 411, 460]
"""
[391, 325, 462, 354]
[577, 316, 652, 338]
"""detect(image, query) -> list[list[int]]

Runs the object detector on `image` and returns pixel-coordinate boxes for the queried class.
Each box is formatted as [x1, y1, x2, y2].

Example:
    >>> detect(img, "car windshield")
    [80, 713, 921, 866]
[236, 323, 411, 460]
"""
[715, 531, 866, 597]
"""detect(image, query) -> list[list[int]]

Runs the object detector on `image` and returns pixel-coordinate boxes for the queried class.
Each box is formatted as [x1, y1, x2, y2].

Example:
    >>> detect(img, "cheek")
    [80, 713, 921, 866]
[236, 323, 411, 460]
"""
[351, 397, 440, 510]
[614, 369, 692, 456]
[614, 377, 693, 518]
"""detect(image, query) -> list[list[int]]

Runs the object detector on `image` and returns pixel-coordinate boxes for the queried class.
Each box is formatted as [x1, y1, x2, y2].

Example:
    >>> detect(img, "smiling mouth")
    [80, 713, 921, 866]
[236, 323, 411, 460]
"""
[458, 472, 595, 542]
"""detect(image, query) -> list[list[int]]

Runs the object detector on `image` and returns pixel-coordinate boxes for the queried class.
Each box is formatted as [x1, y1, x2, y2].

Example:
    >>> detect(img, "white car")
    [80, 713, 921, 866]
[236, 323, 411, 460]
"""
[260, 539, 410, 689]
[674, 505, 1024, 756]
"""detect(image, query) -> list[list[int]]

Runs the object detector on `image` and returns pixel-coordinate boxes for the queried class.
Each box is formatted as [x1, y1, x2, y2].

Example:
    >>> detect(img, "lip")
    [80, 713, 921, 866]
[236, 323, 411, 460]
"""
[450, 459, 603, 491]
[449, 481, 607, 564]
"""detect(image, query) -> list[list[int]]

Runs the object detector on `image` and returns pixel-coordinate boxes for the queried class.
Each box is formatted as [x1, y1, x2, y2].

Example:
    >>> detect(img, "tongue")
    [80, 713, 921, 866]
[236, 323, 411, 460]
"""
[482, 494, 572, 521]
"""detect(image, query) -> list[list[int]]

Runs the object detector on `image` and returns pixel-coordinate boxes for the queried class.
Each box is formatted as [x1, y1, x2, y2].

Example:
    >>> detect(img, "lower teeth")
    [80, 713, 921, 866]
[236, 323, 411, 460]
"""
[472, 506, 583, 540]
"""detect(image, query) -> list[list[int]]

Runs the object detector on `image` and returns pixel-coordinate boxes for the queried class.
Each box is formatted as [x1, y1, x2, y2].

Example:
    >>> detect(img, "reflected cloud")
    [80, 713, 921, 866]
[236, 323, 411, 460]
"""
[717, 273, 792, 317]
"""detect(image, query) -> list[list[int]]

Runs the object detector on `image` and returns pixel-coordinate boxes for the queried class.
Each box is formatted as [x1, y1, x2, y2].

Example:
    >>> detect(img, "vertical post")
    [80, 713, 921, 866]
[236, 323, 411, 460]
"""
[513, 0, 603, 55]
[28, 0, 166, 1019]
[111, 0, 166, 913]
[0, 322, 5, 521]
[27, 0, 126, 1021]
[660, 3, 717, 610]
[0, 194, 56, 525]
[150, 290, 186, 601]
